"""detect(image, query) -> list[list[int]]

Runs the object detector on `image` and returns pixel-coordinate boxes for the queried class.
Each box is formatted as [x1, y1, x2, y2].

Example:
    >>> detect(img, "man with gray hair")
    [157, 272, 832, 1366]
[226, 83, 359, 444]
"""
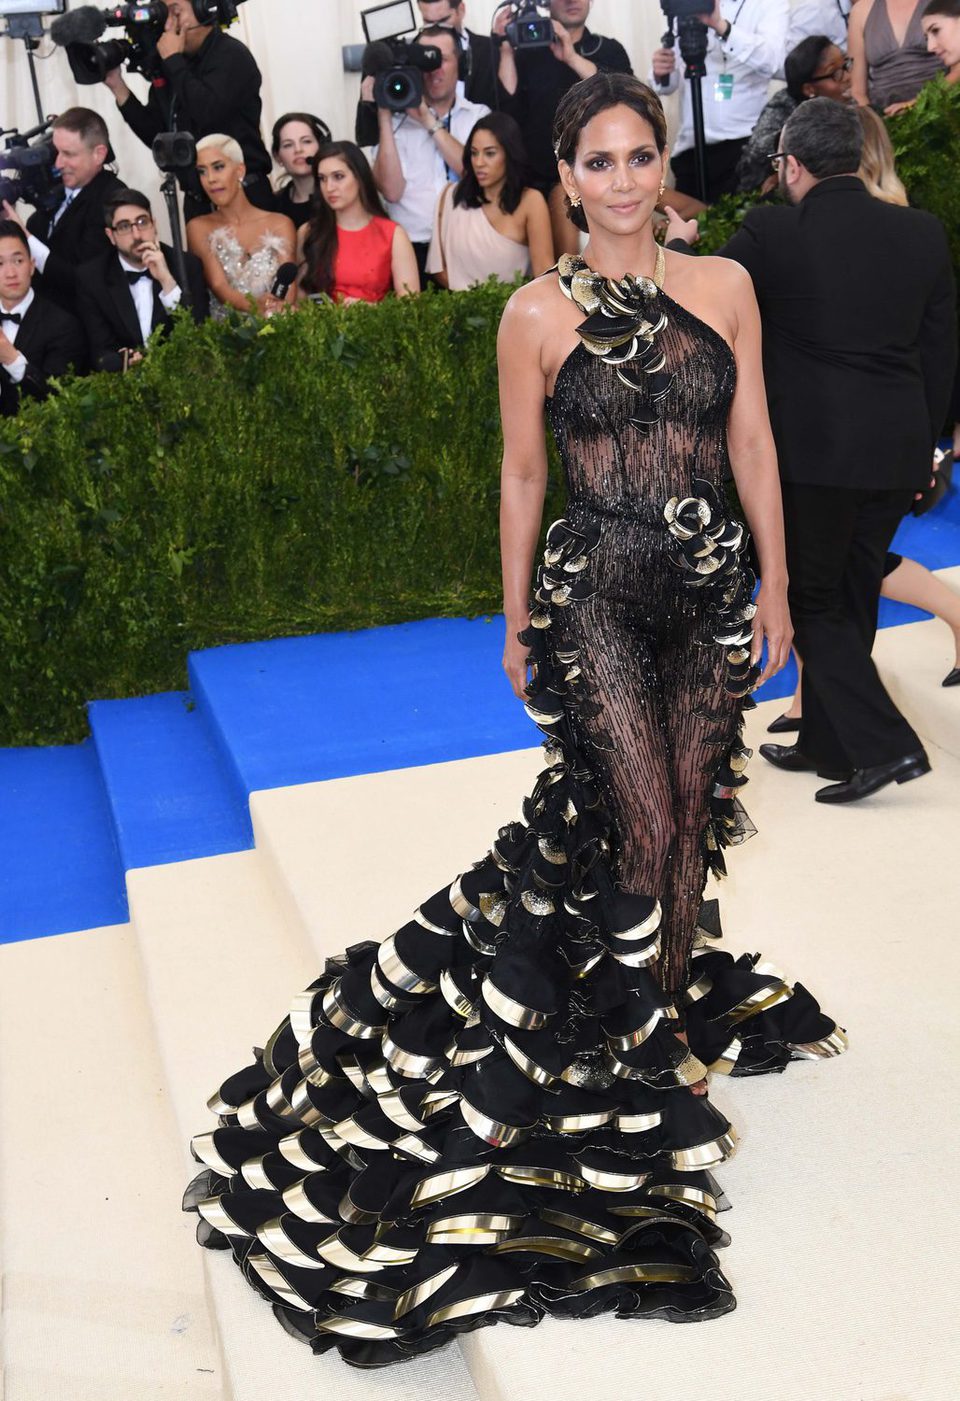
[670, 97, 956, 803]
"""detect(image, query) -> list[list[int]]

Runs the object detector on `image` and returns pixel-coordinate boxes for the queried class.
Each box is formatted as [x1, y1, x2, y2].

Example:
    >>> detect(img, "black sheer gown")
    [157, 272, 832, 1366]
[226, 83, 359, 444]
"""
[183, 256, 846, 1367]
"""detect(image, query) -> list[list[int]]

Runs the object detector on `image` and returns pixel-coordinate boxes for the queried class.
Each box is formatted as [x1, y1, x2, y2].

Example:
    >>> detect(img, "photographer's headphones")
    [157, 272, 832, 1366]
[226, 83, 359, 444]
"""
[418, 26, 473, 85]
[191, 1, 235, 26]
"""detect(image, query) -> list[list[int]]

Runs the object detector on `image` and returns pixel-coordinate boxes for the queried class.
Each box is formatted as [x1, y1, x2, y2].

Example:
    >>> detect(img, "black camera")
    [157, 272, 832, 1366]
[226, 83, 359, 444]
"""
[372, 39, 442, 110]
[50, 2, 247, 85]
[505, 2, 554, 50]
[152, 130, 197, 172]
[659, 0, 712, 16]
[0, 122, 62, 214]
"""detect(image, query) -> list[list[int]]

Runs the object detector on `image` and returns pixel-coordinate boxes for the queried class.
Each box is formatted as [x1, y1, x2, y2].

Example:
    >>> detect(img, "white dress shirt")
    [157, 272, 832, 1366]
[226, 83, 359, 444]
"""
[370, 91, 490, 244]
[118, 254, 182, 344]
[27, 187, 79, 273]
[0, 286, 34, 384]
[652, 0, 790, 155]
[787, 0, 851, 53]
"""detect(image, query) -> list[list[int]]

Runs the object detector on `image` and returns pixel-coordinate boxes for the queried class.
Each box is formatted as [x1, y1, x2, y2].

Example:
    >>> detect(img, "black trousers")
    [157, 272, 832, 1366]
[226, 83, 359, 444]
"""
[671, 138, 747, 204]
[781, 481, 921, 772]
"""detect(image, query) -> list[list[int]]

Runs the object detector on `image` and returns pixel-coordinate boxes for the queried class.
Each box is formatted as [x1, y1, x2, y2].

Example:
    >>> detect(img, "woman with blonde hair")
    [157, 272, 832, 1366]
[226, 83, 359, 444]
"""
[186, 134, 297, 317]
[856, 106, 909, 202]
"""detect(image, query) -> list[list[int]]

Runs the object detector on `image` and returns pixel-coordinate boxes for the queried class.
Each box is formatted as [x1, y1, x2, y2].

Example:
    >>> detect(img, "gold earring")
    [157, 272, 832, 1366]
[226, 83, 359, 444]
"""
[658, 182, 666, 197]
[570, 193, 581, 207]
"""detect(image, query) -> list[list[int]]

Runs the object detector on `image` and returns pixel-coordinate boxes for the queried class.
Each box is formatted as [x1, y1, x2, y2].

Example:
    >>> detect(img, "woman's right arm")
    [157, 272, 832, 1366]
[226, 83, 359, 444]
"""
[498, 288, 550, 698]
[848, 0, 871, 107]
[186, 219, 255, 314]
[391, 226, 421, 296]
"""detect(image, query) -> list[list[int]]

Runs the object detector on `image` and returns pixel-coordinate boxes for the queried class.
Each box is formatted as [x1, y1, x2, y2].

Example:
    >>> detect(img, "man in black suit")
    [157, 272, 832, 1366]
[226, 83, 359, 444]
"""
[103, 0, 272, 221]
[417, 1, 499, 108]
[0, 221, 86, 418]
[1, 108, 123, 319]
[672, 98, 956, 803]
[77, 189, 208, 372]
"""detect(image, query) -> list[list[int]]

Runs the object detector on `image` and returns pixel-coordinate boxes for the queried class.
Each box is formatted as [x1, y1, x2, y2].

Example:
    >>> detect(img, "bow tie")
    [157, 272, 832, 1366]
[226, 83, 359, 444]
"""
[2, 312, 22, 326]
[126, 269, 153, 285]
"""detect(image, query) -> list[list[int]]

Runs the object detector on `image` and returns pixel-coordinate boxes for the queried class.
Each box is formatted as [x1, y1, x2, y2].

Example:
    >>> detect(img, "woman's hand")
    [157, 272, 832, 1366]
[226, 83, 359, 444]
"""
[884, 99, 916, 116]
[750, 581, 793, 687]
[503, 624, 532, 700]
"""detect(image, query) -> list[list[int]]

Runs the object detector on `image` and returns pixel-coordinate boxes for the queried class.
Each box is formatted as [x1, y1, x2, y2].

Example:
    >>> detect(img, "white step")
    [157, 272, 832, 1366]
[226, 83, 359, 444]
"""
[0, 924, 223, 1401]
[125, 849, 480, 1401]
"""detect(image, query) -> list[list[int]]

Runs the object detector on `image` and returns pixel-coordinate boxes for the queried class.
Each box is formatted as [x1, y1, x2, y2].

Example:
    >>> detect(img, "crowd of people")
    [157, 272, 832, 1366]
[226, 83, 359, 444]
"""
[1, 0, 960, 417]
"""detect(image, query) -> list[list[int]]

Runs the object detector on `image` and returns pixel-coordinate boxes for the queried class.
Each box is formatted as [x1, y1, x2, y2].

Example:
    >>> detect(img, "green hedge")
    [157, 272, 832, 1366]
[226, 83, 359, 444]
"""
[3, 81, 959, 747]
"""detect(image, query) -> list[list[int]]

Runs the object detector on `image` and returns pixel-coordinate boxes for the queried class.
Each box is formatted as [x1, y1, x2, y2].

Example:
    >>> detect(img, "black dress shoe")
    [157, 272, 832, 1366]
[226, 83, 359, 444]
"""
[766, 712, 801, 734]
[943, 667, 960, 688]
[814, 751, 931, 805]
[758, 743, 850, 782]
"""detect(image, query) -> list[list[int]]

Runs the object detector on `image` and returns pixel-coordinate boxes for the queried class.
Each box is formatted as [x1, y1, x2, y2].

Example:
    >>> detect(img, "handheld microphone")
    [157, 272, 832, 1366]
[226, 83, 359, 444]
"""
[270, 262, 299, 301]
[50, 7, 109, 46]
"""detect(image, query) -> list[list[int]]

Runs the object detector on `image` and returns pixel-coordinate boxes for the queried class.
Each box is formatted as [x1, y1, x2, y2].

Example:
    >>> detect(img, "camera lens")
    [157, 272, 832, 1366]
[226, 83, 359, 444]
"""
[386, 72, 417, 106]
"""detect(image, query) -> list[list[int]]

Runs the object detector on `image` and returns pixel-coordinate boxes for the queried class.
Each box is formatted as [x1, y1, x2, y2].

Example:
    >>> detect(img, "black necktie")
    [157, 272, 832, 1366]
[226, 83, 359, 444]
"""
[126, 269, 152, 285]
[2, 312, 22, 326]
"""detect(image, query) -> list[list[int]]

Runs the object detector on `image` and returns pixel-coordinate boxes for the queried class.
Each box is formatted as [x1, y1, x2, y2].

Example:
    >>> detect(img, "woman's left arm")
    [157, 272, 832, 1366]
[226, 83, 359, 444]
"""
[391, 225, 421, 297]
[723, 259, 793, 685]
[258, 215, 299, 313]
[523, 189, 555, 277]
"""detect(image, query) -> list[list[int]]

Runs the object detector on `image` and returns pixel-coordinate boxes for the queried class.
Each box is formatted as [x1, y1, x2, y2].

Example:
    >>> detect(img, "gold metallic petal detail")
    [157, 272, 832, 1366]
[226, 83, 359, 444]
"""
[568, 1263, 698, 1292]
[278, 1131, 327, 1172]
[197, 1195, 253, 1238]
[787, 1027, 849, 1059]
[360, 1242, 419, 1265]
[498, 1165, 585, 1191]
[450, 875, 483, 923]
[537, 837, 567, 865]
[649, 1184, 718, 1219]
[426, 1288, 527, 1328]
[289, 988, 321, 1043]
[289, 1078, 337, 1130]
[241, 1156, 277, 1191]
[257, 1216, 328, 1269]
[413, 907, 459, 937]
[365, 1062, 394, 1098]
[481, 976, 550, 1030]
[674, 1051, 710, 1087]
[708, 1037, 742, 1075]
[370, 965, 405, 1011]
[568, 950, 605, 980]
[460, 1095, 534, 1149]
[411, 1164, 491, 1208]
[440, 968, 477, 1020]
[445, 1039, 494, 1066]
[611, 899, 662, 941]
[391, 1133, 442, 1163]
[281, 1179, 337, 1225]
[479, 892, 507, 926]
[317, 1318, 403, 1341]
[462, 920, 498, 957]
[608, 933, 662, 968]
[577, 1165, 651, 1192]
[541, 1109, 615, 1133]
[246, 1253, 312, 1312]
[339, 1188, 378, 1226]
[606, 1006, 666, 1052]
[670, 1129, 738, 1171]
[322, 981, 386, 1040]
[426, 1213, 525, 1244]
[265, 1077, 303, 1123]
[685, 974, 713, 1004]
[421, 1089, 459, 1115]
[329, 1277, 399, 1301]
[314, 1233, 384, 1273]
[502, 1035, 558, 1088]
[190, 1132, 237, 1177]
[236, 1095, 262, 1131]
[297, 1040, 321, 1077]
[615, 1110, 662, 1133]
[381, 1033, 444, 1080]
[206, 1090, 235, 1115]
[377, 934, 438, 996]
[726, 982, 794, 1024]
[539, 1209, 620, 1245]
[377, 1089, 426, 1134]
[489, 1235, 602, 1262]
[393, 1264, 460, 1320]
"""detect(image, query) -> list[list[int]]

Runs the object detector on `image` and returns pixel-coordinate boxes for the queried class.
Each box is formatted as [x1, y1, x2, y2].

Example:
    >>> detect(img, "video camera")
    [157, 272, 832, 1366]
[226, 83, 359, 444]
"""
[0, 121, 62, 214]
[504, 3, 554, 51]
[49, 1, 247, 85]
[359, 1, 442, 112]
[660, 0, 713, 16]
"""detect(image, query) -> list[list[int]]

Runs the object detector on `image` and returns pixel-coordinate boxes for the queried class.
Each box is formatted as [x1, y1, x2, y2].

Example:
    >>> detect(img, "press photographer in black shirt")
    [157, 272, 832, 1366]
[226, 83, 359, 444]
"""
[102, 0, 272, 221]
[494, 0, 632, 254]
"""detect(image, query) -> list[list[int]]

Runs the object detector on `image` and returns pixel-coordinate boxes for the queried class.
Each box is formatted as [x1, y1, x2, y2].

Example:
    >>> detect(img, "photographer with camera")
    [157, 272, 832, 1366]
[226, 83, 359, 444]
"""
[0, 220, 86, 418]
[367, 25, 490, 278]
[76, 188, 208, 372]
[1, 108, 123, 318]
[651, 1, 789, 204]
[101, 0, 272, 221]
[416, 2, 499, 108]
[493, 2, 633, 256]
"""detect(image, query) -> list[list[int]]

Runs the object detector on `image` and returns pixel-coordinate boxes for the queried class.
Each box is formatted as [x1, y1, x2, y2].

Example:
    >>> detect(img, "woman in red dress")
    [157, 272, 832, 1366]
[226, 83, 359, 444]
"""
[297, 142, 419, 303]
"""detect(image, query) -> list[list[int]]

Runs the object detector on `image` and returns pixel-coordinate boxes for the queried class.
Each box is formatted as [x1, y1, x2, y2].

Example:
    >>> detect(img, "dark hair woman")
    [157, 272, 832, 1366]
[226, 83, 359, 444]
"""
[270, 111, 332, 229]
[922, 0, 960, 77]
[426, 112, 553, 289]
[296, 141, 419, 302]
[736, 35, 853, 193]
[184, 71, 845, 1367]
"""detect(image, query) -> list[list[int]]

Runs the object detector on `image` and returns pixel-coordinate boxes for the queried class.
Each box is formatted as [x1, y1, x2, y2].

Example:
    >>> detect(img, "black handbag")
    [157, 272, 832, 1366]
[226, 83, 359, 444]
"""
[912, 446, 954, 517]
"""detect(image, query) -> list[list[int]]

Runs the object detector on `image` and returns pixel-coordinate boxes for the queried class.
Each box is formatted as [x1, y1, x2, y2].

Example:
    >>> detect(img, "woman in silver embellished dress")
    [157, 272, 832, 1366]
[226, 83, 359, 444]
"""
[183, 76, 846, 1368]
[186, 133, 297, 319]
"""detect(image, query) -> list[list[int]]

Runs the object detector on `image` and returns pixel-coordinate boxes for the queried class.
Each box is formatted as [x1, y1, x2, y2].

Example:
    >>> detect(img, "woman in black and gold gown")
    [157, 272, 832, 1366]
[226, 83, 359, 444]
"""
[184, 75, 846, 1368]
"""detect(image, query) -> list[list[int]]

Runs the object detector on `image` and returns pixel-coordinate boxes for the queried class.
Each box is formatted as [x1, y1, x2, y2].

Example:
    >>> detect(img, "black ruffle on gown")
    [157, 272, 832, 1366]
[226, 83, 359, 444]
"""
[184, 256, 847, 1367]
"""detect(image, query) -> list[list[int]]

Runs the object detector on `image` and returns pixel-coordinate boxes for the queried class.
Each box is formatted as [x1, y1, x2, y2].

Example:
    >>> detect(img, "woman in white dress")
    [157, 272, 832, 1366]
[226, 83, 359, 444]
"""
[186, 134, 297, 318]
[427, 113, 554, 291]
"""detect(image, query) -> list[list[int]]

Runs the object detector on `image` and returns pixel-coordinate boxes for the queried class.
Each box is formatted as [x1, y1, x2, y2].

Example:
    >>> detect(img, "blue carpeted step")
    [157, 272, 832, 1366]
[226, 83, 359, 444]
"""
[88, 692, 252, 872]
[0, 742, 128, 944]
[188, 616, 540, 793]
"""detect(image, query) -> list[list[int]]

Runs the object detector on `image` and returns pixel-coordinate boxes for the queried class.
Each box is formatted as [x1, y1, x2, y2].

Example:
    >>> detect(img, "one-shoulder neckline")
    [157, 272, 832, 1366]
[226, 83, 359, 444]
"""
[546, 289, 735, 405]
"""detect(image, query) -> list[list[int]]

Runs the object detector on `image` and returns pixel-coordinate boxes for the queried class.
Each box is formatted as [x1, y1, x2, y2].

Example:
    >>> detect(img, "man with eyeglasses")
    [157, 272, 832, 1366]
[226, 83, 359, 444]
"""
[76, 189, 207, 372]
[416, 1, 498, 108]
